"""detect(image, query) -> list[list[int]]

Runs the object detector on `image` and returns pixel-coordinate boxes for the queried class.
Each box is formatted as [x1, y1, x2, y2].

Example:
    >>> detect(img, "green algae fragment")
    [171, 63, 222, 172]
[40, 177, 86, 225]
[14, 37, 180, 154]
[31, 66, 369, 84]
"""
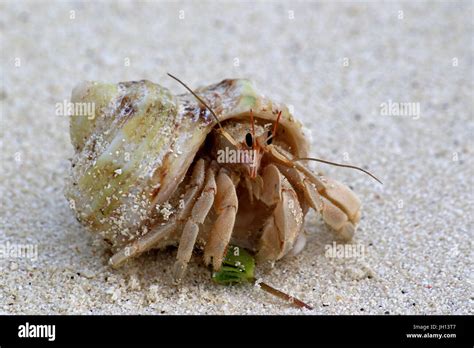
[212, 246, 255, 285]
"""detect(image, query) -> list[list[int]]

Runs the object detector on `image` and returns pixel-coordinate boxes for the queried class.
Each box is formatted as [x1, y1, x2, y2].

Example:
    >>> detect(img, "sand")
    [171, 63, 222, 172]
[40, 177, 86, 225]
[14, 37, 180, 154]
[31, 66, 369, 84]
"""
[0, 0, 472, 315]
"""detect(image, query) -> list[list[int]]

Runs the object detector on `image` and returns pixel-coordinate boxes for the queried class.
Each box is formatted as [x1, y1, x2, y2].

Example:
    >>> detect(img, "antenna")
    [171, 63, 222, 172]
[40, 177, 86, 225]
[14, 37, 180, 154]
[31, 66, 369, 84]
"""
[167, 73, 238, 146]
[293, 157, 383, 184]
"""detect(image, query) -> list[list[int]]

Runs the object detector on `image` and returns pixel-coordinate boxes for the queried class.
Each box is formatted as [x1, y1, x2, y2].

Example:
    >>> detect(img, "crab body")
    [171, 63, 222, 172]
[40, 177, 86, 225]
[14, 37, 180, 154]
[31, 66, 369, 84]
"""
[65, 78, 361, 282]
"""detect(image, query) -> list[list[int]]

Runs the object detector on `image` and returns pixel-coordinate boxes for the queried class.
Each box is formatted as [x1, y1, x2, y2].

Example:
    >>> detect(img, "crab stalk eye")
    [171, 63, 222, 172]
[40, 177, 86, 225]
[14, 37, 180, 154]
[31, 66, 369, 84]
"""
[245, 132, 253, 147]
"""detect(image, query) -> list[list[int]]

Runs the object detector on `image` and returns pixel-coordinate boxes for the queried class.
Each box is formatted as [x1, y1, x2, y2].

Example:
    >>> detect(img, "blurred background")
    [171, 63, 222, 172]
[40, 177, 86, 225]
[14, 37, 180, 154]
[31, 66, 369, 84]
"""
[0, 0, 472, 314]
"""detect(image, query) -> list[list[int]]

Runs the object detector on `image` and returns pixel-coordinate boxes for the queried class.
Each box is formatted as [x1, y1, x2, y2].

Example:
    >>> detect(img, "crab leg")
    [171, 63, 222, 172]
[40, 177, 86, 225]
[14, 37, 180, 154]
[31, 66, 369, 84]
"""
[270, 148, 361, 241]
[203, 168, 238, 271]
[173, 165, 217, 283]
[268, 146, 327, 191]
[109, 159, 207, 267]
[256, 164, 304, 262]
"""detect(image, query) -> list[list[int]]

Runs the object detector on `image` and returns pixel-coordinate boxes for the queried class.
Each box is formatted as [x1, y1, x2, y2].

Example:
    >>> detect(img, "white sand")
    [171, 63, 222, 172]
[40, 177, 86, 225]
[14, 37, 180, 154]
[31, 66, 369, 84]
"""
[1, 0, 472, 314]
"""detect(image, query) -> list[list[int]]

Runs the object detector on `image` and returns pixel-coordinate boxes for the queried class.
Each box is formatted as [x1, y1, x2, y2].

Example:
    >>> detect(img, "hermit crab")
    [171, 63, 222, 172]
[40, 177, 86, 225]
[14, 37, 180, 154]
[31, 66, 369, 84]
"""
[65, 74, 380, 290]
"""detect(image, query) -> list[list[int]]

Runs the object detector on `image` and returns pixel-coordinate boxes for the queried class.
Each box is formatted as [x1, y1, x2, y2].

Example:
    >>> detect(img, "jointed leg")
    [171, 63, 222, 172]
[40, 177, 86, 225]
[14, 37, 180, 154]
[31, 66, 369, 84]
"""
[173, 165, 217, 283]
[302, 175, 360, 240]
[203, 168, 238, 271]
[270, 148, 361, 241]
[279, 162, 360, 240]
[274, 163, 323, 212]
[256, 164, 304, 262]
[109, 159, 207, 267]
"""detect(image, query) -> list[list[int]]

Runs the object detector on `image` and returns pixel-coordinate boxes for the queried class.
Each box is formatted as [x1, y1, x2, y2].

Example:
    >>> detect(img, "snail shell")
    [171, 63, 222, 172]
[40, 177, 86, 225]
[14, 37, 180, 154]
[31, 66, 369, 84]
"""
[65, 79, 309, 251]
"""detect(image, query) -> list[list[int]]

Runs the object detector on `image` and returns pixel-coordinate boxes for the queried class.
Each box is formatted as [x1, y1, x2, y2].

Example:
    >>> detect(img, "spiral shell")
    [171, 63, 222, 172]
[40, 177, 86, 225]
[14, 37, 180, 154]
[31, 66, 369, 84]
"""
[65, 78, 309, 250]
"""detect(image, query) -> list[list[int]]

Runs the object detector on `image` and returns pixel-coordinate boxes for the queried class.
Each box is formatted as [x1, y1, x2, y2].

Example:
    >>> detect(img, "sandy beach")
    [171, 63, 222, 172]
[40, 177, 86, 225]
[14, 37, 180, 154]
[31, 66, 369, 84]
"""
[0, 0, 472, 314]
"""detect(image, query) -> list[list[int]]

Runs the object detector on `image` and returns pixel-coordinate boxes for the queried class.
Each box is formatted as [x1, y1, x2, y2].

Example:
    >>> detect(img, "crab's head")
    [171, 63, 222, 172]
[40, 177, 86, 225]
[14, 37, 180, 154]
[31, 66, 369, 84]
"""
[212, 112, 279, 179]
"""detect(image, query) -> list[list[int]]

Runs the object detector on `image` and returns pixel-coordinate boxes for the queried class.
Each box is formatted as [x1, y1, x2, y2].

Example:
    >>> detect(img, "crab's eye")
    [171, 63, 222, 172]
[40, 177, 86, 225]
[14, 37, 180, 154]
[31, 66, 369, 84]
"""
[245, 132, 253, 147]
[266, 130, 273, 145]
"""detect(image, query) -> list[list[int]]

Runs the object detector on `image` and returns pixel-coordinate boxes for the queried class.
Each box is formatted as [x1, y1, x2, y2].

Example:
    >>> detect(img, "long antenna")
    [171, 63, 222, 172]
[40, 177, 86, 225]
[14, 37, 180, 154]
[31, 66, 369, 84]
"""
[167, 73, 238, 146]
[293, 157, 383, 184]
